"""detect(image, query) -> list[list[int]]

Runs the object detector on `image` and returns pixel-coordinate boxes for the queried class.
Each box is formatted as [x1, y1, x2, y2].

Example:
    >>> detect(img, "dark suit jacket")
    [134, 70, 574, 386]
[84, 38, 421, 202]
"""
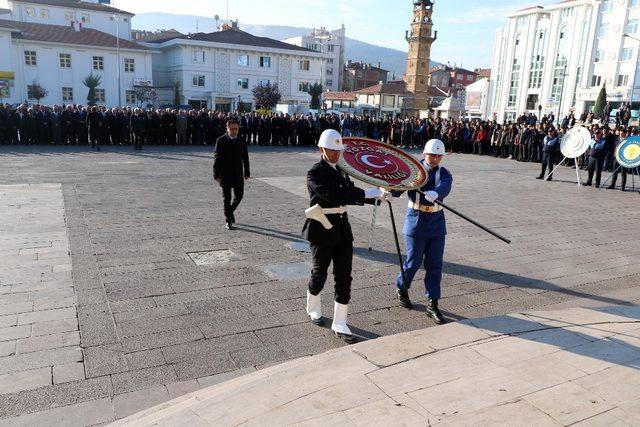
[213, 134, 250, 187]
[302, 159, 371, 247]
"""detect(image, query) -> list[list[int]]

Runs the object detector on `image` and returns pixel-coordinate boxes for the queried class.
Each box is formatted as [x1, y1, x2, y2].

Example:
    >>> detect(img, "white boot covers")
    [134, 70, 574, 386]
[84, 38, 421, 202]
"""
[331, 302, 352, 335]
[306, 291, 322, 321]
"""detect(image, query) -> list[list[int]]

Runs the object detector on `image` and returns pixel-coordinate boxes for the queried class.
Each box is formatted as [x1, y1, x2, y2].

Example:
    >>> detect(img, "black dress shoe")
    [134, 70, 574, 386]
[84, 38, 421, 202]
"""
[310, 316, 324, 326]
[396, 288, 413, 310]
[536, 176, 543, 180]
[426, 299, 446, 325]
[606, 185, 615, 190]
[225, 222, 234, 230]
[335, 332, 357, 344]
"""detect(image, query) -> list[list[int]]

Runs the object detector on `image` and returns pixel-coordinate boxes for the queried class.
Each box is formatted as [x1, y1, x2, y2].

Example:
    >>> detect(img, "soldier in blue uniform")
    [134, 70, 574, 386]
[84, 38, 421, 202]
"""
[303, 129, 388, 343]
[395, 139, 453, 324]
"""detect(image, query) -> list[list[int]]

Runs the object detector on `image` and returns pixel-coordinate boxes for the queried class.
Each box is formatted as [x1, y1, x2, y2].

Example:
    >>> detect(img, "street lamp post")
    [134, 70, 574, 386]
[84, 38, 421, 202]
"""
[111, 15, 122, 107]
[317, 35, 333, 90]
[624, 33, 640, 124]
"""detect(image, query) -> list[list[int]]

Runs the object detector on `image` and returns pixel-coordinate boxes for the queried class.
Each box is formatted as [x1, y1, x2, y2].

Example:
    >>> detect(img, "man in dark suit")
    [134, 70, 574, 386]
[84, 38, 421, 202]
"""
[302, 129, 387, 343]
[213, 119, 250, 230]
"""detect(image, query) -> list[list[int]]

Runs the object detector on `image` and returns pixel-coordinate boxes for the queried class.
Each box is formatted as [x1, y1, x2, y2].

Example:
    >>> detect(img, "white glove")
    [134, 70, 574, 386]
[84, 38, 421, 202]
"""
[378, 188, 391, 203]
[365, 188, 382, 199]
[424, 191, 439, 203]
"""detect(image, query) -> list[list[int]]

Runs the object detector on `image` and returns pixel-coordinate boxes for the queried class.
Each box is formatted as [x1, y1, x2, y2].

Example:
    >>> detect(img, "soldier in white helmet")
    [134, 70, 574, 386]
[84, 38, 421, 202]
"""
[302, 129, 389, 343]
[394, 139, 453, 324]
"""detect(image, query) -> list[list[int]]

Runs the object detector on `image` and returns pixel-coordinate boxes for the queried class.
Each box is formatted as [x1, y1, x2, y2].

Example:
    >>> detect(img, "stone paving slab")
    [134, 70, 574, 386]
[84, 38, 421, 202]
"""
[113, 306, 640, 426]
[1, 146, 639, 424]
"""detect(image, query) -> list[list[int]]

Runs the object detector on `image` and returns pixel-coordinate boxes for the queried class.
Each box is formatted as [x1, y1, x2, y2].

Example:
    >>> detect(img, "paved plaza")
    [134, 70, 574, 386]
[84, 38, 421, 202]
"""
[0, 145, 639, 425]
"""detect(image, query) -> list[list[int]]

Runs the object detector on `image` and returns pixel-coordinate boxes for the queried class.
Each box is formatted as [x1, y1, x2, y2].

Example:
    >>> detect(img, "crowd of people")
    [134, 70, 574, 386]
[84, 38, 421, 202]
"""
[0, 102, 637, 191]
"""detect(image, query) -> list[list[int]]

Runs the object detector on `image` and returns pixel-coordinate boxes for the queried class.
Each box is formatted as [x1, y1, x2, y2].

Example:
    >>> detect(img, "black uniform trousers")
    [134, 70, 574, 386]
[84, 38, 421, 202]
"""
[586, 157, 604, 186]
[610, 166, 628, 189]
[222, 184, 244, 224]
[539, 152, 556, 179]
[308, 228, 353, 305]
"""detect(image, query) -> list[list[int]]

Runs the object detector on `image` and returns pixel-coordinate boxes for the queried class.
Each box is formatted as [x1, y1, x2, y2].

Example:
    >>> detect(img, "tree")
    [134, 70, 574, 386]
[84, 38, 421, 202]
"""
[82, 72, 102, 106]
[30, 82, 48, 103]
[251, 82, 281, 110]
[133, 81, 158, 107]
[308, 83, 323, 109]
[173, 79, 181, 107]
[593, 84, 607, 120]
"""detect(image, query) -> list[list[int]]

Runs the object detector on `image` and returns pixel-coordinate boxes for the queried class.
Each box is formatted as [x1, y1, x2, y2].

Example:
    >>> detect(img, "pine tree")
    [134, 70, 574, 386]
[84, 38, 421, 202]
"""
[308, 83, 323, 109]
[251, 82, 282, 110]
[593, 84, 607, 120]
[173, 80, 181, 107]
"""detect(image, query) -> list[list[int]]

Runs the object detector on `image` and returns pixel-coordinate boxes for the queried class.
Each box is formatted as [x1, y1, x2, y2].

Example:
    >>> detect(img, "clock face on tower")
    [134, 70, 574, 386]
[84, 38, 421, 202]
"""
[424, 16, 430, 23]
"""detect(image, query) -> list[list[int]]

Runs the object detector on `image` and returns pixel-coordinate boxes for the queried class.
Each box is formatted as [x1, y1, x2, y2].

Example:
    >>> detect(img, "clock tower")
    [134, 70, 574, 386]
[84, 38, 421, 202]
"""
[402, 0, 437, 117]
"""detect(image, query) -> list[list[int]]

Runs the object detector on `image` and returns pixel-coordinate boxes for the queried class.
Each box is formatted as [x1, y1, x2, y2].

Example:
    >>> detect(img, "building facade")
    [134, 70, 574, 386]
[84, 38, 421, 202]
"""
[282, 26, 345, 92]
[402, 0, 437, 116]
[146, 23, 324, 111]
[342, 61, 389, 92]
[0, 0, 153, 106]
[490, 0, 640, 123]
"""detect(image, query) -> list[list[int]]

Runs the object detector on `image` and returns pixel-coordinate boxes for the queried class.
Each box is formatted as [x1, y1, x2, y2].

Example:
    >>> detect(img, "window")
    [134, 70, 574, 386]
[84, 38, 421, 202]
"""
[299, 60, 310, 71]
[24, 50, 37, 66]
[298, 82, 310, 92]
[237, 78, 249, 89]
[601, 0, 612, 12]
[192, 75, 205, 87]
[627, 20, 639, 35]
[125, 90, 136, 104]
[93, 56, 104, 70]
[467, 75, 473, 81]
[192, 50, 205, 63]
[25, 7, 35, 16]
[306, 43, 318, 51]
[259, 79, 270, 86]
[592, 75, 602, 87]
[237, 55, 249, 66]
[124, 58, 135, 72]
[40, 9, 49, 18]
[327, 58, 334, 64]
[64, 11, 74, 21]
[618, 75, 629, 86]
[621, 47, 634, 61]
[326, 68, 333, 76]
[259, 56, 271, 68]
[59, 53, 71, 68]
[516, 16, 527, 28]
[594, 49, 604, 62]
[528, 30, 546, 89]
[561, 7, 574, 18]
[382, 95, 395, 107]
[326, 80, 333, 86]
[457, 75, 463, 81]
[599, 22, 609, 37]
[26, 85, 36, 100]
[95, 89, 105, 103]
[62, 87, 73, 102]
[81, 13, 90, 23]
[327, 44, 335, 53]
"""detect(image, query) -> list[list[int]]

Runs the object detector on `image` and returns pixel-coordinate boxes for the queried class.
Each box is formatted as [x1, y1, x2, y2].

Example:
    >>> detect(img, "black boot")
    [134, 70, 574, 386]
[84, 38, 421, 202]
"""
[426, 299, 445, 325]
[396, 288, 413, 310]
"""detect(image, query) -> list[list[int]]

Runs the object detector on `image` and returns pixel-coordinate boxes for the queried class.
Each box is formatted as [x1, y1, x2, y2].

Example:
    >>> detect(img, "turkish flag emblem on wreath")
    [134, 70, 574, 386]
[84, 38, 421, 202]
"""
[337, 137, 428, 191]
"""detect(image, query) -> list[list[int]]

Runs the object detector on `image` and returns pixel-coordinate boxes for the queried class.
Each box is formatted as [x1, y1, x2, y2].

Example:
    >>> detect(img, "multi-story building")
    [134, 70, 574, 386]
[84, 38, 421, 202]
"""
[282, 26, 345, 92]
[0, 0, 153, 106]
[490, 0, 640, 123]
[342, 61, 389, 92]
[145, 22, 324, 111]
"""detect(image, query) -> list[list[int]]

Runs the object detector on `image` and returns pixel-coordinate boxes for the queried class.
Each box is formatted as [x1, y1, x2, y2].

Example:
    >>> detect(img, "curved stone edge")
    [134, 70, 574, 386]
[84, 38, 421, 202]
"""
[110, 305, 640, 426]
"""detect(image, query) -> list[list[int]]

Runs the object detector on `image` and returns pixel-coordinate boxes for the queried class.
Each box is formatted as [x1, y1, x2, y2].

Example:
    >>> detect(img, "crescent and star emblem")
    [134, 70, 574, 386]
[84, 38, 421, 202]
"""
[360, 154, 394, 169]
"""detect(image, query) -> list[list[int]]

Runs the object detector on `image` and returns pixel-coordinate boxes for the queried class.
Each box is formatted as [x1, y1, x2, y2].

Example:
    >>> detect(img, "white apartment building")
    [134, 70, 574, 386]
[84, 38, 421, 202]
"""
[282, 26, 346, 92]
[490, 0, 640, 123]
[0, 0, 154, 106]
[146, 23, 324, 111]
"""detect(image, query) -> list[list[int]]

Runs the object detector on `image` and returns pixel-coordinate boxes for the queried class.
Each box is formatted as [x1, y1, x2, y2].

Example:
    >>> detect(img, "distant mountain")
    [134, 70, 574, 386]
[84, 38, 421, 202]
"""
[132, 12, 440, 78]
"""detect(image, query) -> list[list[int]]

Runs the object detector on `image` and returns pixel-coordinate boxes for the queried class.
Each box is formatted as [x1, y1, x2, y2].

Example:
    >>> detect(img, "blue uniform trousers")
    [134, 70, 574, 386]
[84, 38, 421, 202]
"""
[395, 234, 445, 300]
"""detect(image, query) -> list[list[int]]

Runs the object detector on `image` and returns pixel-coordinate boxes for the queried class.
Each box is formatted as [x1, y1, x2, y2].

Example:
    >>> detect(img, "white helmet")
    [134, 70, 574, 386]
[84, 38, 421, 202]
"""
[423, 139, 447, 155]
[318, 129, 345, 151]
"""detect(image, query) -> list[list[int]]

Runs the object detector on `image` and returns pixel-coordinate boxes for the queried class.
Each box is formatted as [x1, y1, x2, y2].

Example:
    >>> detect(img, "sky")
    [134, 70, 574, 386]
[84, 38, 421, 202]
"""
[0, 0, 559, 67]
